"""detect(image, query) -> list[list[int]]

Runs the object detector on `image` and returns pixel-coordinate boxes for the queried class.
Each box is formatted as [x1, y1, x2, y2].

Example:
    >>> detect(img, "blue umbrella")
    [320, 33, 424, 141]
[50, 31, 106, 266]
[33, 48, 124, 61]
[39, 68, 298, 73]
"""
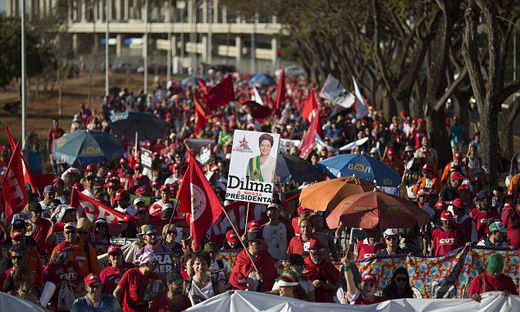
[52, 130, 123, 165]
[249, 73, 276, 87]
[317, 153, 401, 187]
[275, 153, 325, 184]
[110, 111, 168, 141]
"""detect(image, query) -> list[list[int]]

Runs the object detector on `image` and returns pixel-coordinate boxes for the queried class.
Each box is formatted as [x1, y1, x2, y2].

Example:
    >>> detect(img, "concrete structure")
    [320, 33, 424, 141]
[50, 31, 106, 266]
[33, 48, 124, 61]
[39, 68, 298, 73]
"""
[4, 0, 284, 73]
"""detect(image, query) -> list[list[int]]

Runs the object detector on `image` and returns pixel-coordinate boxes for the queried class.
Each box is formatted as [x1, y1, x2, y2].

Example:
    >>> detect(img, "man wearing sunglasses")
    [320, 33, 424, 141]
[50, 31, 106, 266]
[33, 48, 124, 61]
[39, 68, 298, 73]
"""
[134, 225, 171, 278]
[376, 229, 405, 256]
[71, 273, 122, 312]
[50, 222, 101, 276]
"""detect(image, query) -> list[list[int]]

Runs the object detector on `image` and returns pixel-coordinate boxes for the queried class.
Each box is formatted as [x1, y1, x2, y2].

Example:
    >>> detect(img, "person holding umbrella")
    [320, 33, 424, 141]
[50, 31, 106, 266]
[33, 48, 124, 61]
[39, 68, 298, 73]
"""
[376, 229, 405, 256]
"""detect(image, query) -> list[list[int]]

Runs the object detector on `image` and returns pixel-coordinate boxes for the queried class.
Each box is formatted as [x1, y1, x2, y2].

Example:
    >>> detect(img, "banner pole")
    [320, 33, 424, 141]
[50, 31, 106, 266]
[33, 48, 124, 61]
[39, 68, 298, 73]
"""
[244, 202, 250, 234]
[221, 206, 260, 273]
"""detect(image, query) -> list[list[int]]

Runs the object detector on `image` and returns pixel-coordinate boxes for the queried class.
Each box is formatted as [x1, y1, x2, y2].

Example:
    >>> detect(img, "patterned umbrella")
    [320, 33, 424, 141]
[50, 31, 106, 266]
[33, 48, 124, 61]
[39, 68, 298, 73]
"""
[317, 153, 401, 187]
[52, 130, 123, 165]
[110, 111, 168, 141]
[326, 190, 430, 229]
[299, 176, 375, 211]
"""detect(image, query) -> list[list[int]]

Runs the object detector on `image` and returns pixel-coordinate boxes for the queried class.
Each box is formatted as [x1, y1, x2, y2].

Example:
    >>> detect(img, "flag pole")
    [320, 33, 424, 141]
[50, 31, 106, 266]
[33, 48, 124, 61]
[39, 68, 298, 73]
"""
[244, 202, 250, 234]
[221, 206, 260, 273]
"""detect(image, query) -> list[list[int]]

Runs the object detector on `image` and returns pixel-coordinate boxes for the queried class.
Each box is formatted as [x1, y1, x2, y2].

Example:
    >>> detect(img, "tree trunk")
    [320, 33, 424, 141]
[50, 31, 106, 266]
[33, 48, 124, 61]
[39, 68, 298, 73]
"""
[427, 109, 451, 166]
[453, 90, 471, 144]
[478, 104, 499, 186]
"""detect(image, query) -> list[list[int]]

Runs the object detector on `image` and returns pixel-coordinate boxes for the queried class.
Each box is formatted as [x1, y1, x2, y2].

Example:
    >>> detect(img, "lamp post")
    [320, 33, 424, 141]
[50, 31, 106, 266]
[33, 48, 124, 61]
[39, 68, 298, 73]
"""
[21, 0, 27, 148]
[105, 0, 110, 97]
[167, 0, 172, 82]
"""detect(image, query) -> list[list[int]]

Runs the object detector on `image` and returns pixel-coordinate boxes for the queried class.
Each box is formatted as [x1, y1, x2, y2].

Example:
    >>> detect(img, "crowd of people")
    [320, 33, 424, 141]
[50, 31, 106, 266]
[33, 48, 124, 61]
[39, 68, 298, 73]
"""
[0, 69, 520, 311]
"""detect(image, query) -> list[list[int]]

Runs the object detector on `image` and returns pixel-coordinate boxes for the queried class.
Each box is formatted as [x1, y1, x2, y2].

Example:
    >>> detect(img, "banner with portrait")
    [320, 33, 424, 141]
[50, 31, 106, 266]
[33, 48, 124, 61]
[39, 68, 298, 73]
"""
[226, 130, 280, 204]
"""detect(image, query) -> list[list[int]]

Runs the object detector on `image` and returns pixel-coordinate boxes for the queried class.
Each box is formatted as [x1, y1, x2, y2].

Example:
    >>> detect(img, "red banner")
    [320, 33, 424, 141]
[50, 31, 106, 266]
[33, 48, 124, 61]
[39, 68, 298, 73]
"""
[71, 188, 135, 224]
[1, 142, 27, 220]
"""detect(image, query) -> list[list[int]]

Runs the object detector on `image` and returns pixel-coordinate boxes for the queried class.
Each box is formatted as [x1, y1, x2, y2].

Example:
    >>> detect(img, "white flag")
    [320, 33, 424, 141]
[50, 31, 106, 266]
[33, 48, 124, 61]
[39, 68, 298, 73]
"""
[252, 87, 265, 106]
[353, 77, 368, 119]
[320, 74, 355, 108]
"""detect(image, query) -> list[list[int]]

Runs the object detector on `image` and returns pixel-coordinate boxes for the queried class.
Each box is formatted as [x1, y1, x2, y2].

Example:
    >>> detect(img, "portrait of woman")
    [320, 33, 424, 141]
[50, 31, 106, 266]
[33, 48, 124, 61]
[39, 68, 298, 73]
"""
[246, 133, 277, 183]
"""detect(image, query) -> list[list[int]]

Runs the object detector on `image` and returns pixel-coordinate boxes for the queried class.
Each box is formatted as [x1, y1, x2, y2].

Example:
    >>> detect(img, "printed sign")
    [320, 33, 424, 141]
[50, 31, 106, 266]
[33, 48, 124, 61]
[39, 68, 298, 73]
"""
[141, 148, 153, 168]
[226, 130, 280, 204]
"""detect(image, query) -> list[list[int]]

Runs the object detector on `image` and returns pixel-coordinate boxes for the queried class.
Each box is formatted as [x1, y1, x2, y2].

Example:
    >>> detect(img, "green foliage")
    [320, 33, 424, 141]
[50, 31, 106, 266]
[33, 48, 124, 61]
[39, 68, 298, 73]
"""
[0, 16, 54, 88]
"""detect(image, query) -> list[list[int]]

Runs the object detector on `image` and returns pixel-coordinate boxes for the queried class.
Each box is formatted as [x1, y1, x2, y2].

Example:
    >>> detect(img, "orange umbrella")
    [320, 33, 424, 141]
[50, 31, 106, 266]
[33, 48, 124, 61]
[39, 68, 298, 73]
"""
[299, 176, 375, 211]
[326, 190, 430, 229]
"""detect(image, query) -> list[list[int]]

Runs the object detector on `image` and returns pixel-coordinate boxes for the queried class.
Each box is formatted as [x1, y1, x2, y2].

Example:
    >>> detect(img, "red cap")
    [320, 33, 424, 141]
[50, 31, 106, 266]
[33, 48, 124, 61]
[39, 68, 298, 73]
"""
[86, 164, 97, 172]
[308, 238, 324, 250]
[435, 201, 446, 211]
[458, 184, 470, 192]
[114, 190, 128, 201]
[417, 189, 428, 197]
[151, 181, 160, 188]
[84, 273, 101, 285]
[450, 172, 464, 180]
[387, 148, 394, 157]
[120, 157, 126, 164]
[226, 230, 239, 243]
[440, 210, 455, 221]
[135, 186, 147, 195]
[453, 152, 462, 161]
[53, 177, 64, 185]
[297, 206, 312, 214]
[452, 198, 464, 209]
[361, 273, 378, 284]
[160, 185, 169, 192]
[422, 164, 433, 171]
[11, 230, 24, 239]
[247, 220, 261, 231]
[55, 241, 74, 253]
[107, 245, 122, 255]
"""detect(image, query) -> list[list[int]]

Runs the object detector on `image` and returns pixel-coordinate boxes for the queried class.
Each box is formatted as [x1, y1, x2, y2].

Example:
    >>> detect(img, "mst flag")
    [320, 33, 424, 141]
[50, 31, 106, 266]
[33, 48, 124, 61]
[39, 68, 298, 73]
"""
[273, 68, 286, 118]
[301, 91, 318, 121]
[320, 74, 355, 108]
[1, 142, 27, 220]
[177, 155, 223, 250]
[71, 188, 136, 224]
[204, 75, 235, 110]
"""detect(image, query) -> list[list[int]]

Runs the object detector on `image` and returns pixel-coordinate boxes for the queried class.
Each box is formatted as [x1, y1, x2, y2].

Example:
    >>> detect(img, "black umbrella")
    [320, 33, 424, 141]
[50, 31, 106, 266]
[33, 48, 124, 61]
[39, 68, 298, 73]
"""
[109, 112, 168, 141]
[276, 153, 324, 184]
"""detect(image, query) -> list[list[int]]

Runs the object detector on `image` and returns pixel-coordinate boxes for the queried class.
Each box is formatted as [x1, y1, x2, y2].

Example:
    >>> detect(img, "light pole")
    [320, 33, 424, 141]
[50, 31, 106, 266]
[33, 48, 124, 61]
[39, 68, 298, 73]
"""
[105, 0, 110, 97]
[144, 0, 149, 93]
[167, 0, 172, 82]
[21, 0, 27, 148]
[251, 13, 256, 74]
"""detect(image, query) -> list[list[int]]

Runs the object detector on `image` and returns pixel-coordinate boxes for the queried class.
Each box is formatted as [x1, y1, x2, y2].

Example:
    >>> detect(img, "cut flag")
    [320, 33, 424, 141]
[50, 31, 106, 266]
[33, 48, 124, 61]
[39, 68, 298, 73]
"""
[353, 77, 368, 119]
[204, 75, 235, 110]
[177, 155, 223, 250]
[72, 188, 136, 224]
[273, 68, 286, 119]
[0, 141, 27, 220]
[301, 91, 318, 122]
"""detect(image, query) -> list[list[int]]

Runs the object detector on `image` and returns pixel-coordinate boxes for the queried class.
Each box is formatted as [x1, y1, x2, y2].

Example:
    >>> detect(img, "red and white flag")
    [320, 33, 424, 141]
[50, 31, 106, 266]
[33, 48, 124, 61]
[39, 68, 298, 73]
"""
[1, 141, 27, 220]
[177, 155, 223, 250]
[5, 126, 35, 193]
[301, 91, 318, 122]
[274, 67, 286, 119]
[299, 109, 321, 159]
[71, 188, 136, 224]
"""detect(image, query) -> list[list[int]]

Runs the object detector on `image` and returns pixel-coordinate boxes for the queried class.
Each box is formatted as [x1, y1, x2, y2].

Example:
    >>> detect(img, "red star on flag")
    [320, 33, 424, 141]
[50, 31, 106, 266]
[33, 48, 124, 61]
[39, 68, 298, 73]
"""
[239, 137, 248, 148]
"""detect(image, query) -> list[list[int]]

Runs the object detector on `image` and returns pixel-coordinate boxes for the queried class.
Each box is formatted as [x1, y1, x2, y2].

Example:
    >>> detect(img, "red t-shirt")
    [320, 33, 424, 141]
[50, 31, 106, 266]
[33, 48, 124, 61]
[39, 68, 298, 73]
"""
[355, 294, 385, 305]
[30, 218, 52, 254]
[149, 294, 192, 312]
[100, 263, 133, 295]
[117, 267, 161, 312]
[47, 127, 65, 149]
[42, 261, 83, 311]
[507, 229, 520, 248]
[287, 235, 311, 255]
[431, 227, 463, 256]
[291, 217, 302, 236]
[455, 217, 473, 243]
[357, 239, 385, 259]
[469, 207, 499, 240]
[468, 272, 518, 296]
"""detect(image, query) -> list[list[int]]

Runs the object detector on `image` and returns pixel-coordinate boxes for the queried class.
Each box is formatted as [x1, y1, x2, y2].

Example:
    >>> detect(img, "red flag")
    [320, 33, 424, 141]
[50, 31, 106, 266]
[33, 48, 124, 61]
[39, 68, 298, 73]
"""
[1, 142, 27, 220]
[299, 110, 320, 158]
[194, 91, 210, 136]
[177, 155, 223, 250]
[5, 126, 35, 193]
[240, 100, 272, 121]
[198, 79, 209, 93]
[71, 188, 136, 225]
[204, 76, 235, 110]
[274, 68, 286, 118]
[301, 91, 318, 121]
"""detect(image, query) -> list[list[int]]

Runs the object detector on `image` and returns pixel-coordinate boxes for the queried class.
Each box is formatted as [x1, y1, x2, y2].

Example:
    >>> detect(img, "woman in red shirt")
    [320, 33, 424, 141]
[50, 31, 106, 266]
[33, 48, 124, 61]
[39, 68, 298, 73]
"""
[343, 264, 384, 305]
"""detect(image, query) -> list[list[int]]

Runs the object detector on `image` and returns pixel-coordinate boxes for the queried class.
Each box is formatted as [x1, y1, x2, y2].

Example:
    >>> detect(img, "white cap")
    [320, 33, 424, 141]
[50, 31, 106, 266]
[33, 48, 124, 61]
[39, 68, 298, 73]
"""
[133, 198, 145, 206]
[383, 228, 398, 237]
[277, 280, 299, 287]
